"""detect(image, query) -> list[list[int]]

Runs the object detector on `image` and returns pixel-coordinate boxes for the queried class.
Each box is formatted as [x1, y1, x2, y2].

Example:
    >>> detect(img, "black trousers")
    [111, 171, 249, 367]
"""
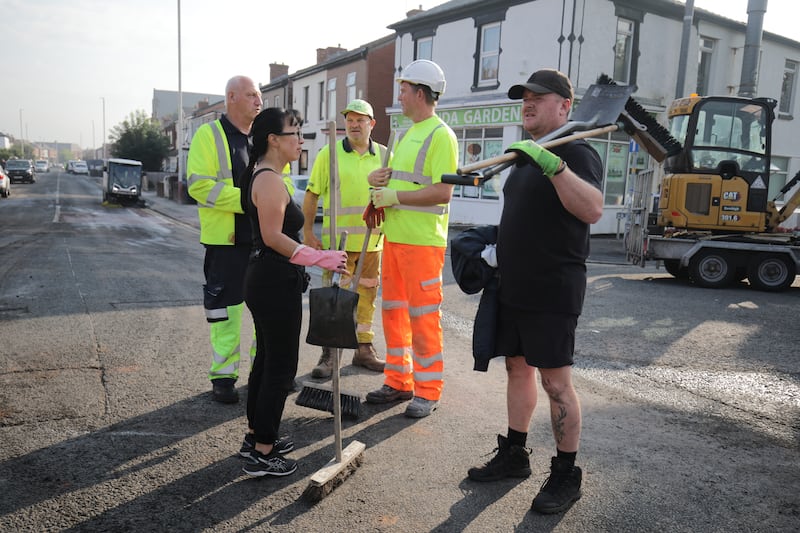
[244, 253, 305, 445]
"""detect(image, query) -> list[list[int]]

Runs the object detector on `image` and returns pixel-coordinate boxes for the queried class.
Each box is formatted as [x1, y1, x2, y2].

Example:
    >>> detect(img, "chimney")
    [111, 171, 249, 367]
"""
[406, 5, 425, 17]
[316, 45, 347, 64]
[270, 63, 289, 81]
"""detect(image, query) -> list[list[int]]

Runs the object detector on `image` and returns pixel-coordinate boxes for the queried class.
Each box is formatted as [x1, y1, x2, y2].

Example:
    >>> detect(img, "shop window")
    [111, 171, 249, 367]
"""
[589, 132, 650, 207]
[452, 127, 503, 200]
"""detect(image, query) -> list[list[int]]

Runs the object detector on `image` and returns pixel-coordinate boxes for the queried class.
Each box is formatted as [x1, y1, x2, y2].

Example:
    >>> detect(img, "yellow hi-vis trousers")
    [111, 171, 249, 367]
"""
[208, 302, 257, 380]
[380, 241, 445, 401]
[323, 249, 381, 344]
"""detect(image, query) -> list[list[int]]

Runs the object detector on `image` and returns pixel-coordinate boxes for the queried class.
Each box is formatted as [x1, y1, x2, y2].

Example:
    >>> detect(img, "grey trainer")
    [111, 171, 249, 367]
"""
[404, 396, 438, 418]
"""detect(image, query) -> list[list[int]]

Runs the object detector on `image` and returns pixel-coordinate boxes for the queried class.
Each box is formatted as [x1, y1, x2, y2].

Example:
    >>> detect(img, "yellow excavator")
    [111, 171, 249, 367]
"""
[627, 94, 800, 291]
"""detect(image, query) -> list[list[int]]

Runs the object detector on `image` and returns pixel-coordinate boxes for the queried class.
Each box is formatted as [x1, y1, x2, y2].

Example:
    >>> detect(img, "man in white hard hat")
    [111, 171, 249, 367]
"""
[303, 99, 387, 377]
[364, 59, 458, 418]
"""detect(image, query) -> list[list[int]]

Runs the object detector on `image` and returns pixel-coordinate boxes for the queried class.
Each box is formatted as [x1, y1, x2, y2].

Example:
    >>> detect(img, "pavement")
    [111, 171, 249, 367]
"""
[141, 189, 630, 264]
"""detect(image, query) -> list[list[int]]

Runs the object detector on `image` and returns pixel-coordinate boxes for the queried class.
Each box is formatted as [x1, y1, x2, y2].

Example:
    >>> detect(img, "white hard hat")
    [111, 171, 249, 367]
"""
[396, 59, 446, 96]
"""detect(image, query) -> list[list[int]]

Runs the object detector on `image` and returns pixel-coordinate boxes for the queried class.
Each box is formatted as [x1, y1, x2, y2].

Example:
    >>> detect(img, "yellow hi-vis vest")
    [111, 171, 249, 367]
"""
[383, 115, 458, 247]
[307, 138, 386, 252]
[186, 120, 244, 245]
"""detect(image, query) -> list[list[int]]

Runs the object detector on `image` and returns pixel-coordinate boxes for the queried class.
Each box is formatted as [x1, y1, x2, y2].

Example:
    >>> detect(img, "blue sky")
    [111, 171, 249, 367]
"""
[0, 0, 793, 148]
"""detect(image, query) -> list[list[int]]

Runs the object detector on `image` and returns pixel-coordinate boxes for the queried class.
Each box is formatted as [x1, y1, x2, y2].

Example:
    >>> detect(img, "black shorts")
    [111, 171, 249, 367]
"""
[495, 303, 577, 368]
[203, 244, 251, 314]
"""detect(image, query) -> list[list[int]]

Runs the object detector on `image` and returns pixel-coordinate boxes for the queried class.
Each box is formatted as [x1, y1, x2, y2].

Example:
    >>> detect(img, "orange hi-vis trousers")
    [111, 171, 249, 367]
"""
[380, 241, 445, 401]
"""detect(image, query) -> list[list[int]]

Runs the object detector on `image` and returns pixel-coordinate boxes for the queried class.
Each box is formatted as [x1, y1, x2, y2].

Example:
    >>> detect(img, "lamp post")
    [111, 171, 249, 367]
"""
[19, 109, 24, 158]
[101, 97, 107, 160]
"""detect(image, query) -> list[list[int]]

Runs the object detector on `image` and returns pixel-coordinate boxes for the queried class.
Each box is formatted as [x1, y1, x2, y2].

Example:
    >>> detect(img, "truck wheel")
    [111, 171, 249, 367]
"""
[689, 249, 736, 288]
[663, 259, 689, 280]
[747, 253, 796, 292]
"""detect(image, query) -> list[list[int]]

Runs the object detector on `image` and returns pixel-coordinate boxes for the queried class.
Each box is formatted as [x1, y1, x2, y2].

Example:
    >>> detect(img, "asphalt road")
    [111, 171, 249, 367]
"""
[0, 173, 798, 532]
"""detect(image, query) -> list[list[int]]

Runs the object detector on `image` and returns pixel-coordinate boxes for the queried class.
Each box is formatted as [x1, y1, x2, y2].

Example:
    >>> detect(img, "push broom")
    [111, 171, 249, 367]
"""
[296, 120, 362, 420]
[300, 121, 366, 502]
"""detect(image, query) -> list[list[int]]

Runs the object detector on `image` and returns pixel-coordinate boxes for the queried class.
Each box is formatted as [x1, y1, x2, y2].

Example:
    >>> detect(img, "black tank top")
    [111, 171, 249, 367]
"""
[246, 168, 304, 254]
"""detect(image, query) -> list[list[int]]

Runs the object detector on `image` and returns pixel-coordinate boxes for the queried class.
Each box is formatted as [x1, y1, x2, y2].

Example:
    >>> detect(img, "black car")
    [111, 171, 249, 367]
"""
[6, 159, 36, 183]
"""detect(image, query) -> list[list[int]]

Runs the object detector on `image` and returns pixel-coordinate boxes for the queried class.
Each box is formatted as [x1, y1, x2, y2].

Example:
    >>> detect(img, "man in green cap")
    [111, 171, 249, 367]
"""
[303, 99, 388, 378]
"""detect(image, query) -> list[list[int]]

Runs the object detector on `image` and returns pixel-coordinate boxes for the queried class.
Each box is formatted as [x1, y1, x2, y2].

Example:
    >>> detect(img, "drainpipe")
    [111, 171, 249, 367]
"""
[675, 0, 695, 99]
[738, 0, 767, 98]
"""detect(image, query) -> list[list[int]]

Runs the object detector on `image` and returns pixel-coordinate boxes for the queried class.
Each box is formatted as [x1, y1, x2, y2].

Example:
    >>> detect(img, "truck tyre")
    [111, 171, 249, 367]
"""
[689, 249, 736, 288]
[747, 253, 796, 292]
[663, 259, 690, 280]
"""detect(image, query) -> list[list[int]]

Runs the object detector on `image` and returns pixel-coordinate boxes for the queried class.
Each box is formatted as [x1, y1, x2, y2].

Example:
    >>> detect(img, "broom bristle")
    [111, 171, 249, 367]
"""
[595, 73, 683, 161]
[295, 382, 362, 419]
[302, 454, 364, 503]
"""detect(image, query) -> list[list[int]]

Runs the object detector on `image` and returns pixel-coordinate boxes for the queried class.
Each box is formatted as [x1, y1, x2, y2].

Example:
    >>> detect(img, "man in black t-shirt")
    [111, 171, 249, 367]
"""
[467, 69, 603, 515]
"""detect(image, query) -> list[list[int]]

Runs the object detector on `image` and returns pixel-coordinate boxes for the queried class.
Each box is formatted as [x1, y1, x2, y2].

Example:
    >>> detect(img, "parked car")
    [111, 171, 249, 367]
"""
[71, 161, 89, 175]
[5, 159, 35, 183]
[288, 175, 322, 220]
[34, 160, 49, 173]
[0, 166, 10, 197]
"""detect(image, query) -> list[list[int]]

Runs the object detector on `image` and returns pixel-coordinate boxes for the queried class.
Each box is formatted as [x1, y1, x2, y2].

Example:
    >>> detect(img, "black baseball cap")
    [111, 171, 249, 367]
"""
[508, 69, 573, 100]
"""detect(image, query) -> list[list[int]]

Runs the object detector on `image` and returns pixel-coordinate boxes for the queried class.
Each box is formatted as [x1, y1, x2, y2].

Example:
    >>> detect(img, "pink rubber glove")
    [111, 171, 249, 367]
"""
[289, 245, 347, 271]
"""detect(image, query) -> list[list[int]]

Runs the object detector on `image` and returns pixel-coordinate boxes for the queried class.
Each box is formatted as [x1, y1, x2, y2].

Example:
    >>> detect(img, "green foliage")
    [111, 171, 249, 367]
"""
[1, 144, 28, 160]
[109, 110, 170, 171]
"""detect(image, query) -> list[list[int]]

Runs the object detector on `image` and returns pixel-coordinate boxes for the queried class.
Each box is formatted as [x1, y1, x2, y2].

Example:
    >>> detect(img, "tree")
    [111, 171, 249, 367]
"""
[109, 110, 170, 171]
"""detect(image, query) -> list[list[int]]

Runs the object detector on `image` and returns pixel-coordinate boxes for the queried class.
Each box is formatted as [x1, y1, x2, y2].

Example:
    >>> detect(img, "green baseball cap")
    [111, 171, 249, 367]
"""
[340, 99, 374, 118]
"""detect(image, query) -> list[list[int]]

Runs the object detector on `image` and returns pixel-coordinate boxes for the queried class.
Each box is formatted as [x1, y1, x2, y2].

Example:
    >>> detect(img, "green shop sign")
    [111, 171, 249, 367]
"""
[391, 104, 521, 129]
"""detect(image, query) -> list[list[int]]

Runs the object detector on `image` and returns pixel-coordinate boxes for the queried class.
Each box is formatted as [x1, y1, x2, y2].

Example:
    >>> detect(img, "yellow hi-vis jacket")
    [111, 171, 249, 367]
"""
[186, 120, 244, 245]
[307, 138, 386, 252]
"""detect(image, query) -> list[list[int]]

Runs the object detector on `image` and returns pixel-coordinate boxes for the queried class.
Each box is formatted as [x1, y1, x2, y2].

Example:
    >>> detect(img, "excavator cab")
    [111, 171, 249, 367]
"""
[659, 95, 776, 232]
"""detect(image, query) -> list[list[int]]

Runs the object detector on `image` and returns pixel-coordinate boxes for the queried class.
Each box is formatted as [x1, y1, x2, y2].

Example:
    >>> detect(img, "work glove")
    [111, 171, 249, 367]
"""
[290, 245, 347, 272]
[370, 187, 399, 208]
[362, 202, 385, 229]
[505, 140, 562, 178]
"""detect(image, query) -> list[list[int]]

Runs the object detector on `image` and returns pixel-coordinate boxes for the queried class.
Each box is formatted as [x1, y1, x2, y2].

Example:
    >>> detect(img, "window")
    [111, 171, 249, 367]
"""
[327, 78, 337, 120]
[477, 22, 501, 87]
[588, 130, 650, 207]
[346, 72, 356, 104]
[451, 127, 504, 200]
[614, 18, 634, 83]
[779, 59, 797, 116]
[697, 37, 715, 96]
[274, 95, 280, 107]
[318, 81, 325, 120]
[416, 37, 432, 60]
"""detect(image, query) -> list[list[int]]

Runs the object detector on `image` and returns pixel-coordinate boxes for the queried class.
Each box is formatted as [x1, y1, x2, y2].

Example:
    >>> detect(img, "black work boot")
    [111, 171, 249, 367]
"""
[311, 347, 334, 379]
[211, 378, 239, 404]
[530, 457, 583, 514]
[467, 434, 531, 481]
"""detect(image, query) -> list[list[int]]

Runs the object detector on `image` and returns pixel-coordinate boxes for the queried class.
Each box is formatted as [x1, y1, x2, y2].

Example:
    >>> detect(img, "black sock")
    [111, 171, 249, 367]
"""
[556, 449, 577, 466]
[507, 428, 527, 447]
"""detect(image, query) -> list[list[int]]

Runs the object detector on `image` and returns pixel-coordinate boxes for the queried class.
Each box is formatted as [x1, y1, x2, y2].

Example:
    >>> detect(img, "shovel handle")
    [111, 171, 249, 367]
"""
[457, 123, 621, 175]
[331, 231, 348, 287]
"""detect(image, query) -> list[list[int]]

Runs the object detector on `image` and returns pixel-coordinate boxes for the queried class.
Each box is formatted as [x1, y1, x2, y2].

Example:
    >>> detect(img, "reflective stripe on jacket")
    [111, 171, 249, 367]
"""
[186, 120, 243, 245]
[383, 115, 458, 247]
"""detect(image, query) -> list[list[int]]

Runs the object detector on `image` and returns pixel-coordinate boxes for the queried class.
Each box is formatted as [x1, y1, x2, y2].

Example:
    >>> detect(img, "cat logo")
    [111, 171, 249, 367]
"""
[722, 191, 740, 201]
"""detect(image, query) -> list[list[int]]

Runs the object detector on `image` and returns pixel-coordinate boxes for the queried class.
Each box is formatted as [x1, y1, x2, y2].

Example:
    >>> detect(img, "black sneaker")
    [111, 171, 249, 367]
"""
[239, 433, 294, 459]
[468, 434, 531, 481]
[242, 449, 298, 477]
[530, 457, 583, 514]
[211, 379, 239, 404]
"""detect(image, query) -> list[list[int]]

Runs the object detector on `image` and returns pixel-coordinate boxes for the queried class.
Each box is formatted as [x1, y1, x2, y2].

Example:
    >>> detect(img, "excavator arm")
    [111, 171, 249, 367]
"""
[766, 170, 800, 230]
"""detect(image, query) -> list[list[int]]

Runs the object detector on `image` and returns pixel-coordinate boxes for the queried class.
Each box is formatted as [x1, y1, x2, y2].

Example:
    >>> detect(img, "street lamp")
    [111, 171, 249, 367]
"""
[101, 97, 107, 160]
[19, 109, 24, 158]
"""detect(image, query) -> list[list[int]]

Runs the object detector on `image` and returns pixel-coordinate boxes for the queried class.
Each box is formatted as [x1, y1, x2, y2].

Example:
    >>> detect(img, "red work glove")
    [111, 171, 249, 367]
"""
[362, 202, 385, 229]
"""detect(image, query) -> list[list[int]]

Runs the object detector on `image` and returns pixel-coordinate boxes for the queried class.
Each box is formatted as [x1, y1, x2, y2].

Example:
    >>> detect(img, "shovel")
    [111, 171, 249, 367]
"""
[306, 230, 359, 348]
[455, 82, 637, 179]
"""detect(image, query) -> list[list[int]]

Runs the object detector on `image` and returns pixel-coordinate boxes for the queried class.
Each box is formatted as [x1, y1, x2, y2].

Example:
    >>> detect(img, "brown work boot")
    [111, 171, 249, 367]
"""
[352, 343, 385, 372]
[311, 347, 334, 379]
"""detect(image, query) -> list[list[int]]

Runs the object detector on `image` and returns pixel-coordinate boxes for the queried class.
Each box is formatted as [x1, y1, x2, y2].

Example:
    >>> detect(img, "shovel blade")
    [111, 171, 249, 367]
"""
[570, 83, 636, 125]
[306, 286, 359, 349]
